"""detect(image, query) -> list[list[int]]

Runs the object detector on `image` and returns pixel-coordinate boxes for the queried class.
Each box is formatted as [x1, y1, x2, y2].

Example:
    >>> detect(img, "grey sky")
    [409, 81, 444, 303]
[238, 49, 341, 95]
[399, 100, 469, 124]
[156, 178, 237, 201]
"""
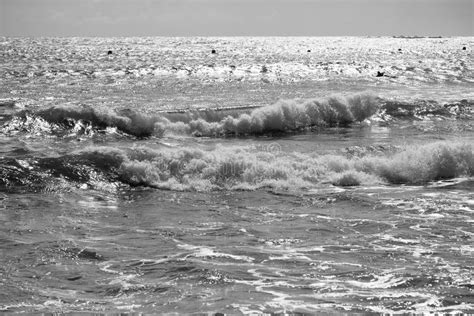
[0, 0, 472, 36]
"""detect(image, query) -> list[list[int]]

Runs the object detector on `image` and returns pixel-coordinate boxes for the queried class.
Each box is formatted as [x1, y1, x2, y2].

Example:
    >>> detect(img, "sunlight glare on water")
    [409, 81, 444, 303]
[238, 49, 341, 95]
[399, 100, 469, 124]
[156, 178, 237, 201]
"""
[0, 36, 473, 314]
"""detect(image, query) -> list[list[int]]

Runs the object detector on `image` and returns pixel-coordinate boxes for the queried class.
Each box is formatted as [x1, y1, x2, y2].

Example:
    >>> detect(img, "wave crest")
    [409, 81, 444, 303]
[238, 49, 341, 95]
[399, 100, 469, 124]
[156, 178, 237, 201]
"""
[158, 92, 380, 136]
[1, 92, 380, 138]
[3, 141, 471, 193]
[3, 94, 471, 139]
[3, 105, 157, 138]
[79, 141, 474, 191]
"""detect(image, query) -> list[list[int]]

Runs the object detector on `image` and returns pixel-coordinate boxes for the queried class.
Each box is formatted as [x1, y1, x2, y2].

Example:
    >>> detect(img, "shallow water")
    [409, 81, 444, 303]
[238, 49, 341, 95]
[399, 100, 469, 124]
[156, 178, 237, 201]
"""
[2, 183, 473, 314]
[0, 37, 473, 314]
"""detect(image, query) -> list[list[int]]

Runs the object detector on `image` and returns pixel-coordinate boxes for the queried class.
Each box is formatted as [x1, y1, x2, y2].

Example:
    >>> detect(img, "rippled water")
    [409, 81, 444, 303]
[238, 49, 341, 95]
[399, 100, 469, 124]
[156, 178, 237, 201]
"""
[0, 37, 473, 314]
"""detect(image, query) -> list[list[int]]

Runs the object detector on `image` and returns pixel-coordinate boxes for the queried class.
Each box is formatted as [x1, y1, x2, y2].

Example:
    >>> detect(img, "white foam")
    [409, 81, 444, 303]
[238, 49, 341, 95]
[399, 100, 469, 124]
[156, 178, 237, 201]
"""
[347, 274, 407, 289]
[177, 242, 254, 262]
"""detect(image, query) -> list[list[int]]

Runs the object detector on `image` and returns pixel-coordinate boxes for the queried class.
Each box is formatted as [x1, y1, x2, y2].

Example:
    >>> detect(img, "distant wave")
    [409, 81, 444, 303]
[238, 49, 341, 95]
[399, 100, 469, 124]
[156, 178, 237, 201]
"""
[1, 141, 472, 193]
[1, 93, 472, 139]
[380, 99, 472, 119]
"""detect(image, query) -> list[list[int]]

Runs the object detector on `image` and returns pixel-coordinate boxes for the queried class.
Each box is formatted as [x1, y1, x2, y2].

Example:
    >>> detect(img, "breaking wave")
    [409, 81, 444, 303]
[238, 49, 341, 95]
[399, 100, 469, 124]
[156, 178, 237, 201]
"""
[380, 99, 473, 119]
[157, 92, 380, 136]
[1, 92, 380, 138]
[2, 105, 157, 138]
[1, 141, 472, 193]
[2, 93, 472, 139]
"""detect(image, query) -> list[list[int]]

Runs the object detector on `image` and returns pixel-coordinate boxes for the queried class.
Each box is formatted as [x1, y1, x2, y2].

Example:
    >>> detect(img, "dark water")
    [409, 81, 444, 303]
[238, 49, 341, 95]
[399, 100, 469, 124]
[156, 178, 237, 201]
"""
[0, 37, 473, 314]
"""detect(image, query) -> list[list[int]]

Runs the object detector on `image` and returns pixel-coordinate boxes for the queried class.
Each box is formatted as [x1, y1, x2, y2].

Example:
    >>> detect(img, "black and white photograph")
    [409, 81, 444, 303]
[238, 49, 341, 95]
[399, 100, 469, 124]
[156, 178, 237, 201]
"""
[0, 0, 473, 314]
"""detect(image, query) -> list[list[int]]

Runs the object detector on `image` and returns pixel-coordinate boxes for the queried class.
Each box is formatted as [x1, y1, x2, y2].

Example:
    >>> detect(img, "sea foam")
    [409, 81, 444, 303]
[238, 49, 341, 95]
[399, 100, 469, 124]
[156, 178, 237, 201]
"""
[157, 92, 379, 136]
[1, 129, 472, 192]
[22, 141, 469, 192]
[4, 93, 471, 139]
[2, 92, 380, 138]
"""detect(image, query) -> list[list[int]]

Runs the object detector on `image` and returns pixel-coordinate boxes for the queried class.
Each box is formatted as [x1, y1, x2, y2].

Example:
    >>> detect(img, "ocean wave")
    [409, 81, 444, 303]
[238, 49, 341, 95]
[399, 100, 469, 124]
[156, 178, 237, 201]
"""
[158, 92, 380, 136]
[1, 141, 472, 192]
[1, 94, 472, 139]
[380, 99, 472, 119]
[9, 105, 157, 138]
[1, 92, 379, 138]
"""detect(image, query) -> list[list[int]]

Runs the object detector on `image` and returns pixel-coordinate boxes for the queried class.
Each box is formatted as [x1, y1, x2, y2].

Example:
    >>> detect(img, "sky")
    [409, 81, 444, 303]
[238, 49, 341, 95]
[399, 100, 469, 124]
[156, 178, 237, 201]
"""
[0, 0, 472, 37]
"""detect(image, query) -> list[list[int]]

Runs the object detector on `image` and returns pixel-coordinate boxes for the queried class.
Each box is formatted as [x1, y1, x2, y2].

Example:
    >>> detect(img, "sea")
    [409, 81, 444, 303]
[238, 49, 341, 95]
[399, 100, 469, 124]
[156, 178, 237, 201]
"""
[0, 37, 473, 314]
